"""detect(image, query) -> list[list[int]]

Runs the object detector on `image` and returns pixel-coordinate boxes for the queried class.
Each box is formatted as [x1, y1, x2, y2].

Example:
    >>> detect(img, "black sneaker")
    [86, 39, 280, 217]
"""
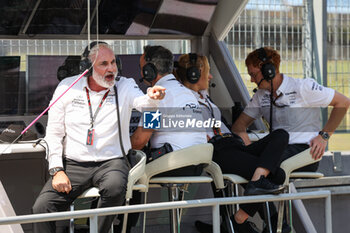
[244, 175, 285, 196]
[262, 214, 292, 233]
[262, 222, 291, 233]
[232, 217, 260, 233]
[195, 220, 227, 233]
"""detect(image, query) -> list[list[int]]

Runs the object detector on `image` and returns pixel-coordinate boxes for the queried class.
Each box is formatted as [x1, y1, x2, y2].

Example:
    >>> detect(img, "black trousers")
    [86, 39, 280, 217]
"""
[32, 157, 129, 233]
[212, 129, 289, 217]
[255, 143, 317, 222]
[280, 143, 319, 172]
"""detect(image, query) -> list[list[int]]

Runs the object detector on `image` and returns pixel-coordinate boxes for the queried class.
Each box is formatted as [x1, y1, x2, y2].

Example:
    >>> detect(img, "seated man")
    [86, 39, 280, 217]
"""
[131, 45, 207, 174]
[234, 47, 350, 171]
[232, 47, 350, 232]
[32, 41, 166, 233]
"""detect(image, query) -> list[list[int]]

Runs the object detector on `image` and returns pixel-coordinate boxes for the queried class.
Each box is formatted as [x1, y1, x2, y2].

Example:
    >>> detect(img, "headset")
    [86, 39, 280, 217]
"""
[142, 49, 159, 83]
[256, 48, 278, 133]
[185, 53, 201, 84]
[57, 56, 81, 81]
[79, 41, 122, 78]
[80, 41, 107, 77]
[257, 47, 276, 81]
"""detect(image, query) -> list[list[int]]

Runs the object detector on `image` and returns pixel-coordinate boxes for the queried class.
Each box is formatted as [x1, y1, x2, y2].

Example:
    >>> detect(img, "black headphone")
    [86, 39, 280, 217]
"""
[57, 56, 81, 81]
[185, 53, 201, 84]
[257, 47, 276, 81]
[80, 41, 107, 77]
[142, 50, 158, 83]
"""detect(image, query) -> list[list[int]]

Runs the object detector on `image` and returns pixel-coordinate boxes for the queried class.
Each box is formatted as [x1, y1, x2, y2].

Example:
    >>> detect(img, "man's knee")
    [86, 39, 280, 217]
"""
[272, 129, 289, 143]
[99, 179, 127, 201]
[32, 198, 48, 214]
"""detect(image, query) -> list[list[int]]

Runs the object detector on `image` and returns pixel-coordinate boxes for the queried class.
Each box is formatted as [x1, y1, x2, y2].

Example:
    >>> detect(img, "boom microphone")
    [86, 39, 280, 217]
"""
[253, 78, 264, 93]
[1, 69, 89, 156]
[210, 83, 216, 88]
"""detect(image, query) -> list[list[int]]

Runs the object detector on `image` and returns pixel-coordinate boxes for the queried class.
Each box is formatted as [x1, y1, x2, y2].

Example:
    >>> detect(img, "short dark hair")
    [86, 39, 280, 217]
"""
[143, 45, 174, 75]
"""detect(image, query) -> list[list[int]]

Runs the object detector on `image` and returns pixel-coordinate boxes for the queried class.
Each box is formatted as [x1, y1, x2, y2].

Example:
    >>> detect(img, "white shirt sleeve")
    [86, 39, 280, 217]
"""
[123, 78, 159, 112]
[300, 78, 335, 107]
[45, 81, 68, 169]
[243, 93, 262, 119]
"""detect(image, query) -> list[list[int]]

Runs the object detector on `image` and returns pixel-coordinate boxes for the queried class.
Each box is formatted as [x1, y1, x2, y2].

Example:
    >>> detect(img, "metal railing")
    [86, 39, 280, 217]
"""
[0, 190, 332, 233]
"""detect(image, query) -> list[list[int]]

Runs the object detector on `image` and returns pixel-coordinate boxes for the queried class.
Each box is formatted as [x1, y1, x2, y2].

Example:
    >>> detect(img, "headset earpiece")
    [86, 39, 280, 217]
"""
[79, 41, 108, 77]
[186, 53, 201, 84]
[142, 50, 158, 83]
[79, 56, 92, 77]
[257, 47, 276, 81]
[116, 56, 122, 76]
[142, 63, 158, 83]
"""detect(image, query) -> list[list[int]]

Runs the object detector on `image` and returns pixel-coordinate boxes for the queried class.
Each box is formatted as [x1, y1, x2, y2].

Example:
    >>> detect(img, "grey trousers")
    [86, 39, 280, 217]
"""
[32, 157, 129, 233]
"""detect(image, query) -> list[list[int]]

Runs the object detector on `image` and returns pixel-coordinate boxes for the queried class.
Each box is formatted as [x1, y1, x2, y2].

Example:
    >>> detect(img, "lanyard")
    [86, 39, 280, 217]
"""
[199, 98, 215, 119]
[198, 96, 222, 136]
[85, 87, 110, 129]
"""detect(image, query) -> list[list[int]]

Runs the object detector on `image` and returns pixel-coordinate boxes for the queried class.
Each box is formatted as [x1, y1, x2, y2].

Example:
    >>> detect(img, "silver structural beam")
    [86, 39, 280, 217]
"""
[312, 0, 328, 129]
[313, 0, 328, 86]
[209, 33, 267, 130]
[0, 34, 195, 40]
[0, 191, 332, 233]
[325, 194, 332, 233]
[290, 183, 317, 232]
[209, 34, 250, 104]
[212, 204, 220, 233]
[90, 215, 98, 233]
[304, 0, 328, 130]
[19, 0, 42, 35]
[207, 0, 249, 41]
[304, 0, 313, 79]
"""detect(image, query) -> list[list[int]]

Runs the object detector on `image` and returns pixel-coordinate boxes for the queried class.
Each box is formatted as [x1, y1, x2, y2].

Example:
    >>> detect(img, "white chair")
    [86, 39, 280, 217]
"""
[222, 173, 277, 233]
[222, 174, 248, 214]
[280, 148, 324, 186]
[140, 143, 220, 233]
[204, 161, 235, 233]
[69, 151, 147, 233]
[276, 148, 324, 232]
[221, 148, 323, 233]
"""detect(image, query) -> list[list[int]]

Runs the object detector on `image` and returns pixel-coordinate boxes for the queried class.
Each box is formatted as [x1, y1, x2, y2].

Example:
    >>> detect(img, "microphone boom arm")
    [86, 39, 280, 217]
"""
[21, 69, 89, 136]
[0, 69, 89, 155]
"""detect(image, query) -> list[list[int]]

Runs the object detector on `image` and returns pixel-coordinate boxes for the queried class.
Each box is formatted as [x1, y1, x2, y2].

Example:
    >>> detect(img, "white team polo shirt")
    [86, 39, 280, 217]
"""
[244, 75, 335, 144]
[45, 75, 159, 169]
[149, 74, 207, 151]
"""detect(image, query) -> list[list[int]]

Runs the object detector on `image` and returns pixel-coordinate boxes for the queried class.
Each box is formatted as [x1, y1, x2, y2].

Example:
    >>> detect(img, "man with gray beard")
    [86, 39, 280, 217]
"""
[32, 41, 166, 233]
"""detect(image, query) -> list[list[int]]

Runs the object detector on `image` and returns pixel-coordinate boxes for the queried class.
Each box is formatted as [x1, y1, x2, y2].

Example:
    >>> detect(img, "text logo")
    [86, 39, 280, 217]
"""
[143, 110, 162, 129]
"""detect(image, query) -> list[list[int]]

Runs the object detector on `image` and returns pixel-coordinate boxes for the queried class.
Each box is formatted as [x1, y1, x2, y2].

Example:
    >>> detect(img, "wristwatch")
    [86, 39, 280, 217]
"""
[318, 131, 330, 141]
[49, 167, 64, 177]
